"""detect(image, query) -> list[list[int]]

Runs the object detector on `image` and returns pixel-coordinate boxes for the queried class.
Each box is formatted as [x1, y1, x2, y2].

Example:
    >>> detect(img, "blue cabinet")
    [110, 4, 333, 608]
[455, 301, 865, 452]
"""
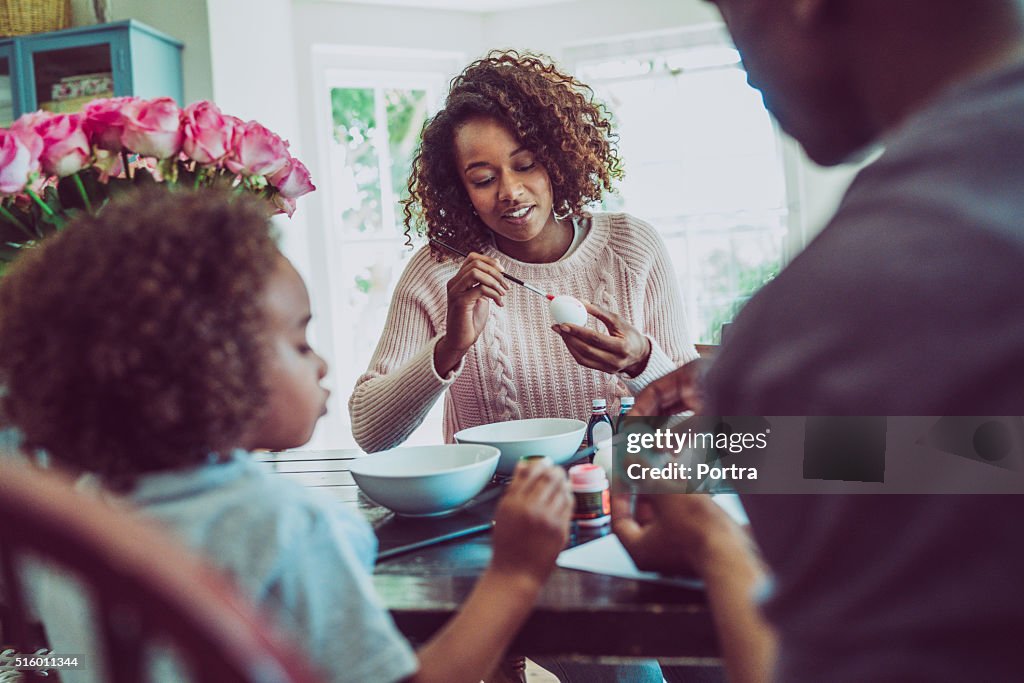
[0, 20, 182, 127]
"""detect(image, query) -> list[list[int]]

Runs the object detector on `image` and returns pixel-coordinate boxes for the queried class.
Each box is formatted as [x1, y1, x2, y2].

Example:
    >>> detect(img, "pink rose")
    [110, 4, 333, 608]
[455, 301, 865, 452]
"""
[83, 96, 140, 152]
[181, 101, 235, 165]
[12, 110, 53, 133]
[225, 120, 289, 177]
[120, 97, 183, 159]
[36, 114, 91, 177]
[272, 193, 298, 218]
[0, 130, 35, 195]
[268, 156, 315, 199]
[9, 111, 49, 167]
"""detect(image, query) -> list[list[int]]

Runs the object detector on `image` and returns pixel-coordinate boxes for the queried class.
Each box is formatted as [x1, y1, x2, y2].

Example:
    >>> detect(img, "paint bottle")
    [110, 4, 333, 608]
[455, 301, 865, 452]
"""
[569, 463, 611, 527]
[616, 396, 635, 433]
[586, 398, 614, 461]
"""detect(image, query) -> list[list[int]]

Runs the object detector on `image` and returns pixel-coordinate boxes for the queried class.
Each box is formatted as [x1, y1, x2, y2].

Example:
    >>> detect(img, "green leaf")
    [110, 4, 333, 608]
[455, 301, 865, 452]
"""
[38, 210, 64, 235]
[42, 186, 63, 213]
[80, 167, 106, 203]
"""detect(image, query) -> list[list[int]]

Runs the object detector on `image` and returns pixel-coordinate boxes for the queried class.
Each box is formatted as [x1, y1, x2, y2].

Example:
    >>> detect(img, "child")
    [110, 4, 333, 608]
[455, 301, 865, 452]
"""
[0, 188, 573, 683]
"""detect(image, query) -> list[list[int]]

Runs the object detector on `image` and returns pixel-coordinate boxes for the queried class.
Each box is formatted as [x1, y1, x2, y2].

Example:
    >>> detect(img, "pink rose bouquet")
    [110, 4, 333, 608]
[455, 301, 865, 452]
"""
[0, 96, 316, 264]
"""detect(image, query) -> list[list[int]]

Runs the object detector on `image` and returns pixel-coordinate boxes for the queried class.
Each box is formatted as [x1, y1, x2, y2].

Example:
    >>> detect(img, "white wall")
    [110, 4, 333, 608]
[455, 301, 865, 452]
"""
[109, 0, 214, 105]
[69, 0, 98, 26]
[204, 0, 318, 393]
[482, 0, 719, 59]
[294, 0, 485, 54]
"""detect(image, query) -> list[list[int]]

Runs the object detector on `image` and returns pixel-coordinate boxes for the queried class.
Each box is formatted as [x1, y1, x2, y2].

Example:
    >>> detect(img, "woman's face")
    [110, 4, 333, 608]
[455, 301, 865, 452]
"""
[243, 255, 330, 452]
[453, 117, 559, 249]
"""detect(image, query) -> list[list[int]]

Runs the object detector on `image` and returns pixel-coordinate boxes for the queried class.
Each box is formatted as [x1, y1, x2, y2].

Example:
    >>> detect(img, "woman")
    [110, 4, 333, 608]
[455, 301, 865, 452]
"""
[349, 49, 697, 455]
[349, 49, 698, 683]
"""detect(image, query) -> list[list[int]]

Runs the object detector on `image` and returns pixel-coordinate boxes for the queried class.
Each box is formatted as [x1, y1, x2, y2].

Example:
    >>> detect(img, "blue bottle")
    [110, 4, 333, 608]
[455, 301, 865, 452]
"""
[616, 396, 635, 433]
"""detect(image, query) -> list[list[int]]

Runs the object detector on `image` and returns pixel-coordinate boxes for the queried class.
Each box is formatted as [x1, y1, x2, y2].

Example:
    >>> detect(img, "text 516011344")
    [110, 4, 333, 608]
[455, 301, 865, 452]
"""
[0, 647, 83, 672]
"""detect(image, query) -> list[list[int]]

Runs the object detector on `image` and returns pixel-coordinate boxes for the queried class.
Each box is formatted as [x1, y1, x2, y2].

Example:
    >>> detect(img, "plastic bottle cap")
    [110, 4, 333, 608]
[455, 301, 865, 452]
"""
[620, 396, 635, 407]
[592, 398, 607, 408]
[569, 463, 608, 488]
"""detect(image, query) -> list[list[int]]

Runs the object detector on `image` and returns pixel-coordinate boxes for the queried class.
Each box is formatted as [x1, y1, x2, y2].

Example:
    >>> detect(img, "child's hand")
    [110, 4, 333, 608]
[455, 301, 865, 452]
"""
[489, 460, 572, 588]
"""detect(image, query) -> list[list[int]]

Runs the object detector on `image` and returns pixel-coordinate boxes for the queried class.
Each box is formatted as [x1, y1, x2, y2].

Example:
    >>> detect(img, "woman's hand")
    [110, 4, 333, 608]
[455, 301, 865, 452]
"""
[490, 460, 573, 589]
[552, 301, 652, 377]
[434, 252, 509, 376]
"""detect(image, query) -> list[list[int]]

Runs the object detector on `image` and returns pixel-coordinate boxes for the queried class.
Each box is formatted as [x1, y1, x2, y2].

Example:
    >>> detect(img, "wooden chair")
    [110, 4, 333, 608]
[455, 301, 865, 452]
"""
[0, 458, 322, 683]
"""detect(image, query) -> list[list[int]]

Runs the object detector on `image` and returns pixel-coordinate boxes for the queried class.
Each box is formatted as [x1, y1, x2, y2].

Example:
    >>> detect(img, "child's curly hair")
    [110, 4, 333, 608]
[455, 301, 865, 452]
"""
[0, 189, 281, 484]
[402, 49, 624, 258]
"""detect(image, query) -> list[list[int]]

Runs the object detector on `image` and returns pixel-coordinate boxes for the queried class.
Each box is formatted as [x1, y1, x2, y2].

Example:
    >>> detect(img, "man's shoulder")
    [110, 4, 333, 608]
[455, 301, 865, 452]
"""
[708, 157, 1024, 414]
[841, 63, 1024, 247]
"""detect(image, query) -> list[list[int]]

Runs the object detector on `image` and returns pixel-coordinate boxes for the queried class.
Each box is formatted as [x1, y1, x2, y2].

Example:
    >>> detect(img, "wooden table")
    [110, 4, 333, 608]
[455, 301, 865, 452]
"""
[259, 448, 719, 668]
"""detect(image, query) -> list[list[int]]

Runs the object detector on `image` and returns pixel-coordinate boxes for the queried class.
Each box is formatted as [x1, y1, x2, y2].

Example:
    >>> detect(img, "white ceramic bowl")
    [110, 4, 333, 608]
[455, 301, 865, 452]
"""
[349, 444, 500, 517]
[454, 418, 587, 475]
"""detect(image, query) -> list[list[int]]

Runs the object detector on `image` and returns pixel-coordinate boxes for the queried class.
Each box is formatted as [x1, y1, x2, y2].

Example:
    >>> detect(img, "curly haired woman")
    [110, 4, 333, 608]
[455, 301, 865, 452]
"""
[349, 50, 697, 453]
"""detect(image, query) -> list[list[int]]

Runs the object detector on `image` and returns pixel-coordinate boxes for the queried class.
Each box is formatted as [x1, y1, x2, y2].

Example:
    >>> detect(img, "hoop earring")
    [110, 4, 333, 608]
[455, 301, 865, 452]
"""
[553, 206, 571, 222]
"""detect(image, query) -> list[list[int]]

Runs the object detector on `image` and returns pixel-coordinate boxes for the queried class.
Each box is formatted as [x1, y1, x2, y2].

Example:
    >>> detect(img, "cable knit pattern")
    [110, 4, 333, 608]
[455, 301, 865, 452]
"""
[486, 304, 520, 421]
[348, 213, 698, 453]
[594, 254, 626, 399]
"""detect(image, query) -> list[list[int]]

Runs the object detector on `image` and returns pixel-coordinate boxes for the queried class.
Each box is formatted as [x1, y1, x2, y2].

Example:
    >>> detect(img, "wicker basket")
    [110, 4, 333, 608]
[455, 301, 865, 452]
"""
[0, 0, 71, 37]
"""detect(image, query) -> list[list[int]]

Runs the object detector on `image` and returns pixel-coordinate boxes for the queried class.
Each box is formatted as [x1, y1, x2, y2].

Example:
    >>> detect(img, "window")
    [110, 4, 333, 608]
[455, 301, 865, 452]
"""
[312, 49, 464, 450]
[569, 27, 792, 343]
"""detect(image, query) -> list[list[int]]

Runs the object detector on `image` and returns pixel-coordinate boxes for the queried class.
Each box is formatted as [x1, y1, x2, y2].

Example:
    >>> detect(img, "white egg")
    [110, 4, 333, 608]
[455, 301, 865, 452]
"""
[548, 295, 588, 326]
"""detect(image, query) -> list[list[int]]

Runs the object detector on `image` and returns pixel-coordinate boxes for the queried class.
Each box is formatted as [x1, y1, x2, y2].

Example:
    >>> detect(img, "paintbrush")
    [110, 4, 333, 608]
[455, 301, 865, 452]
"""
[430, 238, 553, 300]
[375, 521, 495, 562]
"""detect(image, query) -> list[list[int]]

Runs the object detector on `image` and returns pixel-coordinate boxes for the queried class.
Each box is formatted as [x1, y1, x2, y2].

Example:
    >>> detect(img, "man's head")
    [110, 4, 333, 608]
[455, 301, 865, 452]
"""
[705, 0, 1024, 165]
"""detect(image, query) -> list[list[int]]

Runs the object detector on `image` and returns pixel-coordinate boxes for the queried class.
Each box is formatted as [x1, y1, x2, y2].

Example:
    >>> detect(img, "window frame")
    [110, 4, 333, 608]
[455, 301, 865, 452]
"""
[564, 24, 806, 342]
[306, 46, 465, 450]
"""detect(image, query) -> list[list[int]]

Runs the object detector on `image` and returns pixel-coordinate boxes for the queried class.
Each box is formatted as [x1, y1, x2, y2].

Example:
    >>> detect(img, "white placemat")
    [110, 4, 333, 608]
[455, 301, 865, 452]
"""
[556, 494, 749, 588]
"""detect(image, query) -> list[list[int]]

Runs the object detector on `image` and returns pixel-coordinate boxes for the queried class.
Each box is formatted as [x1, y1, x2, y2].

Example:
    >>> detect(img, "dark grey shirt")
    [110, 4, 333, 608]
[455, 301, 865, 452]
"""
[707, 60, 1024, 682]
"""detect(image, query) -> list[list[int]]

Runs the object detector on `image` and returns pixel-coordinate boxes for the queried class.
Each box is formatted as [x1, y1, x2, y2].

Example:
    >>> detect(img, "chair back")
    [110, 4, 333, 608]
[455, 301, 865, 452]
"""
[0, 459, 321, 683]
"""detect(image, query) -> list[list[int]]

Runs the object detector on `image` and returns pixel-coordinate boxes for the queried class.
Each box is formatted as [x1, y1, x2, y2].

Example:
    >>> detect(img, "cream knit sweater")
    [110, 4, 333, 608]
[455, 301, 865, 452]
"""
[348, 212, 697, 452]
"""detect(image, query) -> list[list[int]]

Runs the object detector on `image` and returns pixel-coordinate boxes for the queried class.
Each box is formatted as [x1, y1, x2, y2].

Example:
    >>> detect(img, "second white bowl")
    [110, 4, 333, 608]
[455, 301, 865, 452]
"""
[454, 418, 586, 475]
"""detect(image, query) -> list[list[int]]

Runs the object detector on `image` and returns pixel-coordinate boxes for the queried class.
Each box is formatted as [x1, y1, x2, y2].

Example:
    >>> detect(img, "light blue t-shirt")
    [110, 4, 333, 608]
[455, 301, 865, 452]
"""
[30, 451, 419, 683]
